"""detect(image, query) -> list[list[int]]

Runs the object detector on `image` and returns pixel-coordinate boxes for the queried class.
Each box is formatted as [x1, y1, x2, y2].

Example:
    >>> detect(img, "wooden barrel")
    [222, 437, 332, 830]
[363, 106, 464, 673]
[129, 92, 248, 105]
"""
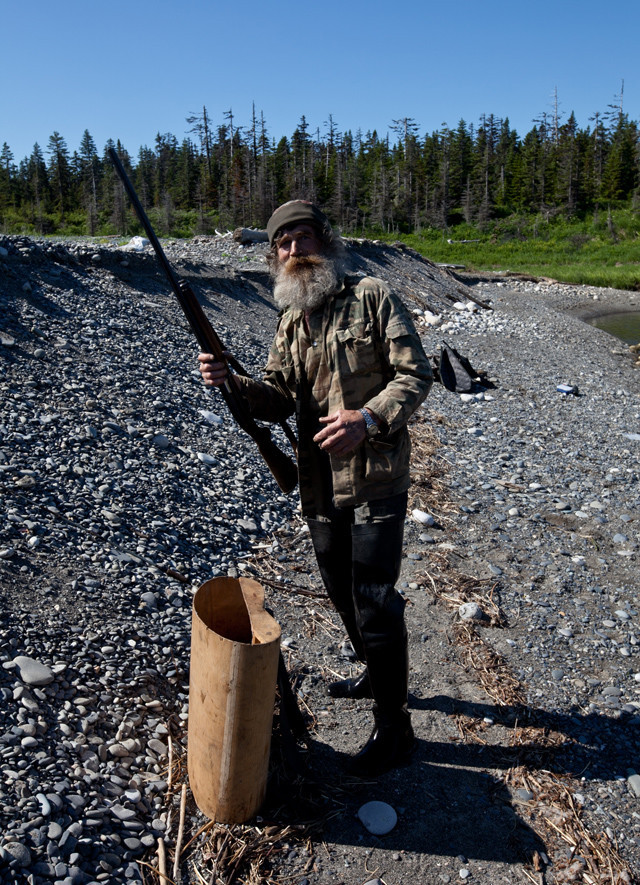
[187, 576, 281, 822]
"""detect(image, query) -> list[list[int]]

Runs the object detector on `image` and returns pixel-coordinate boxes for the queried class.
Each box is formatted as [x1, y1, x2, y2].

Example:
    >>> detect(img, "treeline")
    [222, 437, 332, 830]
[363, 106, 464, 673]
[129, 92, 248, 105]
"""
[1, 102, 639, 238]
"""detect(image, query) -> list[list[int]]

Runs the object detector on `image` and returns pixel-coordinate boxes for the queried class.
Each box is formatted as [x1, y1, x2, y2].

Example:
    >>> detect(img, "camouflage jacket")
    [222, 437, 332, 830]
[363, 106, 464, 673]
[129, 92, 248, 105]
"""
[236, 274, 433, 514]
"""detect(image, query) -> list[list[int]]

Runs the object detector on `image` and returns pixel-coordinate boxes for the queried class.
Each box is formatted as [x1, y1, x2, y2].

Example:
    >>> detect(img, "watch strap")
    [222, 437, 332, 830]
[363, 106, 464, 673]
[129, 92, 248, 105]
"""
[359, 408, 376, 428]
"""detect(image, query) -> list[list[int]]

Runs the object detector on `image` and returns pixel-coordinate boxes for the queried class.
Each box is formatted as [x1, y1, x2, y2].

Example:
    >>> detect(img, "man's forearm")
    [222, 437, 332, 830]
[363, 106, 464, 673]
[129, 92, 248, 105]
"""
[234, 375, 295, 424]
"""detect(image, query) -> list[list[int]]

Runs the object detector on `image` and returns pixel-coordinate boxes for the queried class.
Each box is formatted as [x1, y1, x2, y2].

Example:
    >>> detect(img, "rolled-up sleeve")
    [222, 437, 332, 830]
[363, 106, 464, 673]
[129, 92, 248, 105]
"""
[364, 293, 433, 433]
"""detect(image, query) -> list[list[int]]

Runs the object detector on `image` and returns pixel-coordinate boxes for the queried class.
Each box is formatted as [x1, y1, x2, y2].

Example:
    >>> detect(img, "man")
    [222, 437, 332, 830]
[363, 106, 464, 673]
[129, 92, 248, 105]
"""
[199, 200, 433, 776]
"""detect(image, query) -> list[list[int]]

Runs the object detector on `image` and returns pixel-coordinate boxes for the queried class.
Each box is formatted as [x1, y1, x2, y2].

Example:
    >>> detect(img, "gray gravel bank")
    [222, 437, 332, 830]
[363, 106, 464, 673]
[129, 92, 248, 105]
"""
[1, 233, 639, 884]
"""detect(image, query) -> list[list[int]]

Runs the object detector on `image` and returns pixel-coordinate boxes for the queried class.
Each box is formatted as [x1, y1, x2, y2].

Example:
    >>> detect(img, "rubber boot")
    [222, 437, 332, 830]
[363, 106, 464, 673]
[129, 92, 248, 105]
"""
[347, 520, 414, 776]
[347, 647, 414, 776]
[348, 709, 414, 777]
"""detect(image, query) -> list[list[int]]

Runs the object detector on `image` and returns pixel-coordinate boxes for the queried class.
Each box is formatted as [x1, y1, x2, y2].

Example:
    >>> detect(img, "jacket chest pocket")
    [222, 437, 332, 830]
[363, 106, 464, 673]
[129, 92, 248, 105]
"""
[334, 322, 379, 374]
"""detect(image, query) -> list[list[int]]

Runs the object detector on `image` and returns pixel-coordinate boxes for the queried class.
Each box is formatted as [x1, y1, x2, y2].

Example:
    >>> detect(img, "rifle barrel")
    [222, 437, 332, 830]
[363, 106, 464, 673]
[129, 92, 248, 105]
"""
[108, 146, 298, 493]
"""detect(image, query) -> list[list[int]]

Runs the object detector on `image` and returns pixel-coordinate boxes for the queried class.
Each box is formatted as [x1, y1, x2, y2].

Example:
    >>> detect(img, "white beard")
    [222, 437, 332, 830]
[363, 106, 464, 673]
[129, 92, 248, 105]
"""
[273, 255, 341, 312]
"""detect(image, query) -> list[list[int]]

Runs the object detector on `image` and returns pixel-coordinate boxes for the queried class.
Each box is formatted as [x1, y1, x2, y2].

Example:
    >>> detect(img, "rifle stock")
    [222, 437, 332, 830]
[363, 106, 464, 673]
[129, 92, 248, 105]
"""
[108, 146, 298, 494]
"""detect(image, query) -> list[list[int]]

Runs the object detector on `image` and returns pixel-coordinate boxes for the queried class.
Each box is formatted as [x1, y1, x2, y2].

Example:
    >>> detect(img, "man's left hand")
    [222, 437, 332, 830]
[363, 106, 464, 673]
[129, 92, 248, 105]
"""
[314, 409, 368, 456]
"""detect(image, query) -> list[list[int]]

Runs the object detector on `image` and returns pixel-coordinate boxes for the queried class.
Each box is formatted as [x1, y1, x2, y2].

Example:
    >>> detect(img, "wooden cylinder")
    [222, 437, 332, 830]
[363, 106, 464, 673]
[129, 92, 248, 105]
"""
[187, 576, 281, 823]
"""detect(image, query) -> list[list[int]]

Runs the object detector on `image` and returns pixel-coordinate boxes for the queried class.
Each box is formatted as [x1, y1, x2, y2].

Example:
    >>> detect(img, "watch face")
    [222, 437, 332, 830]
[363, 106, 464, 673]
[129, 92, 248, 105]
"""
[367, 423, 379, 438]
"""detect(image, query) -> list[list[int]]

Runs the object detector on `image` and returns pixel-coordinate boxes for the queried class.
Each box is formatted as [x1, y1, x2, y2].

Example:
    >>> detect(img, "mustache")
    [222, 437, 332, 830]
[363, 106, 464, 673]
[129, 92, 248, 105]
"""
[281, 254, 325, 274]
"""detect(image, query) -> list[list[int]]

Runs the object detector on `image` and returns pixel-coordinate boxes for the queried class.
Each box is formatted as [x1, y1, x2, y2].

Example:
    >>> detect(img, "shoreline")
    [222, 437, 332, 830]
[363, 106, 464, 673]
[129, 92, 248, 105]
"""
[575, 303, 640, 322]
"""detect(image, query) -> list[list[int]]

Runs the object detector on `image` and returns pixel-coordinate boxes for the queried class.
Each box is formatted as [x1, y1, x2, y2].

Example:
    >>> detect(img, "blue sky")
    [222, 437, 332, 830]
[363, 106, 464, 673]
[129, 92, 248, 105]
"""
[2, 0, 637, 165]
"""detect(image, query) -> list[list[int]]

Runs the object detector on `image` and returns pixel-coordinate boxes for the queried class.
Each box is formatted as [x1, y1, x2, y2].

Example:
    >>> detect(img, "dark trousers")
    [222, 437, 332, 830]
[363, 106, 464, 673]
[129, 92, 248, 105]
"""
[307, 491, 409, 721]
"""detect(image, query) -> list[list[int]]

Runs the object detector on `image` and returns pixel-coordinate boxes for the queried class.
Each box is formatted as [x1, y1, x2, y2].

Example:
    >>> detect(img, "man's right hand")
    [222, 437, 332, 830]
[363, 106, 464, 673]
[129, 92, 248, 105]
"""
[198, 352, 230, 387]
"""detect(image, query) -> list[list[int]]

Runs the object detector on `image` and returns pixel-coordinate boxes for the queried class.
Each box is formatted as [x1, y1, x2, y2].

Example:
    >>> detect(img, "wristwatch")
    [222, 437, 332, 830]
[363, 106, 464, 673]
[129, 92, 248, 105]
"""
[359, 408, 380, 438]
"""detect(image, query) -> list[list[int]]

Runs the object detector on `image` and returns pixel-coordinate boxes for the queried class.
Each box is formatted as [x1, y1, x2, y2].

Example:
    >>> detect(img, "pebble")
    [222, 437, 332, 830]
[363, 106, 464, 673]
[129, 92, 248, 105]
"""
[36, 792, 51, 816]
[458, 602, 486, 622]
[198, 409, 224, 425]
[357, 801, 398, 835]
[3, 841, 32, 867]
[12, 655, 55, 686]
[411, 508, 435, 526]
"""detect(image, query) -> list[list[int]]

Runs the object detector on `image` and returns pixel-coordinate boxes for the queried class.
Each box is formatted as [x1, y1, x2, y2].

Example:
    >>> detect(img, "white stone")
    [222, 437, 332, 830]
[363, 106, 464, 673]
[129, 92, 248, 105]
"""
[357, 800, 397, 835]
[120, 235, 150, 252]
[198, 410, 224, 425]
[459, 602, 485, 622]
[628, 774, 640, 797]
[411, 509, 435, 526]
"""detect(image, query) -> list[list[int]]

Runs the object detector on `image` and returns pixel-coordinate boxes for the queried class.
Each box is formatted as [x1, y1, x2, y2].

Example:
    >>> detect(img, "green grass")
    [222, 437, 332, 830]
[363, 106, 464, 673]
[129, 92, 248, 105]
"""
[4, 202, 640, 290]
[374, 208, 640, 290]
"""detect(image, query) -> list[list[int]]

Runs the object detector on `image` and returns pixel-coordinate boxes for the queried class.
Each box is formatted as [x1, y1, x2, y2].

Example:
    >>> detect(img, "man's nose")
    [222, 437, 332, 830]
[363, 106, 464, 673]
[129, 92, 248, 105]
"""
[290, 237, 302, 255]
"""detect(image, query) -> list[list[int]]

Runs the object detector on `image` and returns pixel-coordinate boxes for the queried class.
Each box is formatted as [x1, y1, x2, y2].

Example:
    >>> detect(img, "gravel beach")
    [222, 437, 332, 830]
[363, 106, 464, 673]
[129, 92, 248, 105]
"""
[1, 233, 639, 885]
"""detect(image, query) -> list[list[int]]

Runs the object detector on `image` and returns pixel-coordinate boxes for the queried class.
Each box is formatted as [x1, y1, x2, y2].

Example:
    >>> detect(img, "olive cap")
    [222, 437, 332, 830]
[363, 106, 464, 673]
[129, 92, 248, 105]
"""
[266, 200, 332, 245]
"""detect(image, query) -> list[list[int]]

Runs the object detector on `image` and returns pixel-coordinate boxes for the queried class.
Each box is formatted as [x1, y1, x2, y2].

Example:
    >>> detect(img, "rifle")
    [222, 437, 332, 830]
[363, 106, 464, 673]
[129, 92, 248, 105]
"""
[108, 146, 298, 494]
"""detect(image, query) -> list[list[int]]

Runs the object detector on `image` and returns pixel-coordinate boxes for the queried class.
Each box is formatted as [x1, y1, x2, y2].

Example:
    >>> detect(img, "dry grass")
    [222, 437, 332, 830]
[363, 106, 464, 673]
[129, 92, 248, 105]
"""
[409, 409, 457, 521]
[507, 766, 635, 885]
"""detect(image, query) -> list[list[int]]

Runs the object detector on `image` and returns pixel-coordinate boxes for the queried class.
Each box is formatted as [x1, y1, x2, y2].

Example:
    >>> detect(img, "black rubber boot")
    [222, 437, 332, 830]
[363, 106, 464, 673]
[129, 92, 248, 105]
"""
[327, 669, 373, 699]
[348, 636, 414, 775]
[348, 707, 415, 776]
[348, 520, 414, 776]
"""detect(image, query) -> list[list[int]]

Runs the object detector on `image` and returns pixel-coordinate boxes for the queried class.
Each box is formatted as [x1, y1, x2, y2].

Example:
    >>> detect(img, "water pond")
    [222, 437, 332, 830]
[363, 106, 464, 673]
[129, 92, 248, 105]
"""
[589, 311, 640, 345]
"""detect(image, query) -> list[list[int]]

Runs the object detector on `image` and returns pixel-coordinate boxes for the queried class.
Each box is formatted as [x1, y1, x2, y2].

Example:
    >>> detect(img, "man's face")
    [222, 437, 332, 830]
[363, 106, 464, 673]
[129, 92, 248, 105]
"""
[276, 224, 323, 265]
[271, 223, 340, 312]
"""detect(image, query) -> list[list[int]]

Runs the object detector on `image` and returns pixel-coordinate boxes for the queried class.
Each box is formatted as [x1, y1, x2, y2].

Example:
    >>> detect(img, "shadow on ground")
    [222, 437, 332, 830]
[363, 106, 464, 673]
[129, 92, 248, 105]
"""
[263, 690, 639, 869]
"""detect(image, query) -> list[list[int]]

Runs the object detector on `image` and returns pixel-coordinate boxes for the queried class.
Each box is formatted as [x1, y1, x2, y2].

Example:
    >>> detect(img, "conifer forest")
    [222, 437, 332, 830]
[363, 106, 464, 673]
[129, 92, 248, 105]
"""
[1, 100, 639, 238]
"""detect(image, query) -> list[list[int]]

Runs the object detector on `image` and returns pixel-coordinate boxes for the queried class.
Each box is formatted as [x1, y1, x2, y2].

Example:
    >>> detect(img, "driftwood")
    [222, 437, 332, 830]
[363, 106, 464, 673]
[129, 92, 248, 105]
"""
[233, 227, 269, 244]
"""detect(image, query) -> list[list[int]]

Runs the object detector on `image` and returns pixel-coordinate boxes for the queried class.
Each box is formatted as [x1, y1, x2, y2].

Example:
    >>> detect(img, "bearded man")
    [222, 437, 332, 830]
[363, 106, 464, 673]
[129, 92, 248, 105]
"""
[198, 200, 433, 776]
